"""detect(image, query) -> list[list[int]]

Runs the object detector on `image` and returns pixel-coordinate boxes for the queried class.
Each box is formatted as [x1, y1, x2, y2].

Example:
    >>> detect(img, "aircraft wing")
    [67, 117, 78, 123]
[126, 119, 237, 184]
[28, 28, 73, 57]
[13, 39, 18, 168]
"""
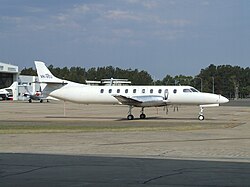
[113, 95, 142, 106]
[113, 95, 166, 107]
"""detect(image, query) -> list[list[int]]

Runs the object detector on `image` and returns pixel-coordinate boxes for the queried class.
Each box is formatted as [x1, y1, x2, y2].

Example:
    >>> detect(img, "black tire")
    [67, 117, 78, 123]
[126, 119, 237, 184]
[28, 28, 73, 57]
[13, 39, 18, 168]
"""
[127, 114, 134, 120]
[198, 115, 205, 121]
[140, 113, 146, 119]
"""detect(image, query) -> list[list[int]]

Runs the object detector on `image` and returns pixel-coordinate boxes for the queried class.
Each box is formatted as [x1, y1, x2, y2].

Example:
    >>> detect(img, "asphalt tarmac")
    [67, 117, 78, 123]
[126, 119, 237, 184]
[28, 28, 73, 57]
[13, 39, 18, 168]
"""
[0, 100, 250, 186]
[1, 153, 250, 187]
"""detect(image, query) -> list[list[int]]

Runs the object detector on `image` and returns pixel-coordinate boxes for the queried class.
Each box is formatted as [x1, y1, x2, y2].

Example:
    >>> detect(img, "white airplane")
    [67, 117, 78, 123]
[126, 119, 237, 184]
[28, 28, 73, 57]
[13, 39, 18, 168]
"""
[34, 61, 229, 120]
[20, 84, 58, 103]
[22, 85, 45, 103]
[0, 82, 17, 100]
[0, 88, 10, 100]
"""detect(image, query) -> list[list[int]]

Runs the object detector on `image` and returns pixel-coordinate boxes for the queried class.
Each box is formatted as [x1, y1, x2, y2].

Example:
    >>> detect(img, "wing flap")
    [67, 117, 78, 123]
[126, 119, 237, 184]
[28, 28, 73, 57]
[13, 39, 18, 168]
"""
[113, 95, 142, 105]
[113, 95, 166, 107]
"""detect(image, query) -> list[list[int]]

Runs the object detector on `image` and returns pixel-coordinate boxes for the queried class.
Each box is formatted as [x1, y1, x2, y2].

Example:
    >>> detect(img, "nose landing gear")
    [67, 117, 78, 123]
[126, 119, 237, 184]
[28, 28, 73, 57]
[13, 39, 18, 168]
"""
[198, 106, 205, 120]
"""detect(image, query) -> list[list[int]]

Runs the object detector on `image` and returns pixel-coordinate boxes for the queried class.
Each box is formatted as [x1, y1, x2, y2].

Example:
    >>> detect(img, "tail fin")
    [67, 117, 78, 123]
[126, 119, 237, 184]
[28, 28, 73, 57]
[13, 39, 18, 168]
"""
[5, 81, 18, 97]
[34, 61, 63, 83]
[6, 81, 18, 89]
[23, 85, 32, 95]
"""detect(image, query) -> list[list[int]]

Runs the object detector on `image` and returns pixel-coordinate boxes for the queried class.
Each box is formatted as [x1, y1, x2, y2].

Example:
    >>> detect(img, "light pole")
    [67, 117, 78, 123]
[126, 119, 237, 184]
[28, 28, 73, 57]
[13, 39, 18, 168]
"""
[212, 76, 214, 93]
[195, 77, 203, 92]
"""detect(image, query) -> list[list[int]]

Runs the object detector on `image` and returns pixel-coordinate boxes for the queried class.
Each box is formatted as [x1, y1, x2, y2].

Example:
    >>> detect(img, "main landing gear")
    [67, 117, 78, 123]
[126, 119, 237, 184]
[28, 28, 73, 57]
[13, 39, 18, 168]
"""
[198, 106, 205, 121]
[127, 106, 134, 120]
[126, 105, 206, 121]
[127, 106, 146, 120]
[140, 107, 146, 119]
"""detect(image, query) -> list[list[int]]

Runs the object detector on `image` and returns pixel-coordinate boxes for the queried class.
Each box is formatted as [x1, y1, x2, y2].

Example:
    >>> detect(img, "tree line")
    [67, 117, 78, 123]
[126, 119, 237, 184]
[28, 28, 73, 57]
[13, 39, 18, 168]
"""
[21, 64, 250, 99]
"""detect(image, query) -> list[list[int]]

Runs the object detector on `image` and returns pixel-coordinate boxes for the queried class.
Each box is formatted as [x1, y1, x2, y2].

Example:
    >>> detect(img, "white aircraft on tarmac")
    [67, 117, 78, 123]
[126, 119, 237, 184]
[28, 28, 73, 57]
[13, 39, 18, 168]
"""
[35, 61, 229, 120]
[22, 85, 45, 103]
[0, 82, 17, 100]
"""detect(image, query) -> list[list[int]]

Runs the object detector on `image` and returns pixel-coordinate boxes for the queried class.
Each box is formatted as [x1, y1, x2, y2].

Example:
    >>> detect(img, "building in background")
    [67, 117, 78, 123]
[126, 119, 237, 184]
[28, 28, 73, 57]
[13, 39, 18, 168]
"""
[0, 62, 19, 100]
[0, 62, 41, 101]
[18, 75, 40, 101]
[86, 78, 131, 86]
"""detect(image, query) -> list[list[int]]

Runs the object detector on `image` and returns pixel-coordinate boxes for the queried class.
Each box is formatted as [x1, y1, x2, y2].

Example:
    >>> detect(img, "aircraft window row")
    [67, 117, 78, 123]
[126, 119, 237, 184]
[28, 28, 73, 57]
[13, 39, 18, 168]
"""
[100, 88, 169, 94]
[102, 88, 198, 94]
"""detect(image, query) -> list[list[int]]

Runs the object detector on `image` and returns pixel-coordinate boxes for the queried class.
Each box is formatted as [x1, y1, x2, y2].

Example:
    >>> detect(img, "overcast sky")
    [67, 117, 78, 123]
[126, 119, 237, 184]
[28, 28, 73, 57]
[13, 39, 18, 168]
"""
[0, 0, 249, 79]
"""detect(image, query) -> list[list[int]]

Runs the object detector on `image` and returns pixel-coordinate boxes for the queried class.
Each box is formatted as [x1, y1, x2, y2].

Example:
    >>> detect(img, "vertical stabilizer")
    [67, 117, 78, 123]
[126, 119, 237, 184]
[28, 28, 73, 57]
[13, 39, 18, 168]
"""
[34, 61, 63, 83]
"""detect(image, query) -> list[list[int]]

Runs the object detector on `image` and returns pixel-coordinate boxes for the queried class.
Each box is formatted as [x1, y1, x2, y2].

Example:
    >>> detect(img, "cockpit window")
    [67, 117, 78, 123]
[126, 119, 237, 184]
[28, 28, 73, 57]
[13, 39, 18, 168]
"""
[190, 88, 199, 92]
[183, 89, 191, 93]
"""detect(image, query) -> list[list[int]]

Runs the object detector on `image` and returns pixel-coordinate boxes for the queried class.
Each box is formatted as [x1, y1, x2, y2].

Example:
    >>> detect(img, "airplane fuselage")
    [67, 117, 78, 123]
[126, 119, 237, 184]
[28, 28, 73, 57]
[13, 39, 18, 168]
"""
[46, 84, 227, 107]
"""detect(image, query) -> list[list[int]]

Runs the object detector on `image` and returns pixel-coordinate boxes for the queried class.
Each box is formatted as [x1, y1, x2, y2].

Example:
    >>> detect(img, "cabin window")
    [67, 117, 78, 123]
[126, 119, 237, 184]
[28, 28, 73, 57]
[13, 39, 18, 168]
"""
[125, 89, 128, 93]
[117, 89, 120, 93]
[133, 89, 136, 93]
[173, 89, 177, 94]
[150, 89, 153, 94]
[158, 89, 162, 94]
[109, 89, 112, 93]
[100, 89, 104, 93]
[183, 89, 191, 93]
[190, 88, 199, 92]
[142, 89, 145, 94]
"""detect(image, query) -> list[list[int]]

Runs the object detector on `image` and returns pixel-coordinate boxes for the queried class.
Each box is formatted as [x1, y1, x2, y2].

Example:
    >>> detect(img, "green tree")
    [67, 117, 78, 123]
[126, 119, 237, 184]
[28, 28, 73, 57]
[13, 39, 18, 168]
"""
[20, 67, 37, 76]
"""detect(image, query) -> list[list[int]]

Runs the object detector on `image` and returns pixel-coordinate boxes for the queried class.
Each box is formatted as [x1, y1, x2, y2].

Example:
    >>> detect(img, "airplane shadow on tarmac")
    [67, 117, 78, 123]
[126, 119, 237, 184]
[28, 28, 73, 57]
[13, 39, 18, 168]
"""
[1, 153, 250, 187]
[45, 115, 199, 121]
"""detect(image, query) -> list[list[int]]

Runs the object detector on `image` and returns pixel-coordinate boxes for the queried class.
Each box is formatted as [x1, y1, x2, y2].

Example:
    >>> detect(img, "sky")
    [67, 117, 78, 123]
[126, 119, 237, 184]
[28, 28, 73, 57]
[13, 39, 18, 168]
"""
[0, 0, 249, 79]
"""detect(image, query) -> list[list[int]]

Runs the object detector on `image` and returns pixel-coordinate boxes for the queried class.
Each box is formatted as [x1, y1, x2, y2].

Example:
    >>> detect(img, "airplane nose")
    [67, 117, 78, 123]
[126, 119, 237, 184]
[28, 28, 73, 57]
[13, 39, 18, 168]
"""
[219, 95, 229, 104]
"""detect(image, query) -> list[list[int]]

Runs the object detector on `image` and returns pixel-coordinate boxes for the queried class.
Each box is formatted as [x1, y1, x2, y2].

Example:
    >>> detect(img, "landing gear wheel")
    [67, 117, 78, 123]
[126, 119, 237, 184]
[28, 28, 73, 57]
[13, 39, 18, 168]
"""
[29, 99, 32, 103]
[127, 114, 134, 120]
[40, 99, 43, 103]
[198, 115, 205, 121]
[140, 113, 146, 119]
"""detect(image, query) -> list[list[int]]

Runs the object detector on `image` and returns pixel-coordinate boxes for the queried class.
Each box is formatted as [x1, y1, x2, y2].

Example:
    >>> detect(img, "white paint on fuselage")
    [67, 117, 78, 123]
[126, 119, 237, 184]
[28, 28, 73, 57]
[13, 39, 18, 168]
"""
[47, 84, 227, 106]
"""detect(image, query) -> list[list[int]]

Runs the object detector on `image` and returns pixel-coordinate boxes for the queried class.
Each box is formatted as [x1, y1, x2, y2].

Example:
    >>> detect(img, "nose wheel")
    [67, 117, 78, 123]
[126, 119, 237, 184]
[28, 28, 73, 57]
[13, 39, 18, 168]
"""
[198, 114, 205, 121]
